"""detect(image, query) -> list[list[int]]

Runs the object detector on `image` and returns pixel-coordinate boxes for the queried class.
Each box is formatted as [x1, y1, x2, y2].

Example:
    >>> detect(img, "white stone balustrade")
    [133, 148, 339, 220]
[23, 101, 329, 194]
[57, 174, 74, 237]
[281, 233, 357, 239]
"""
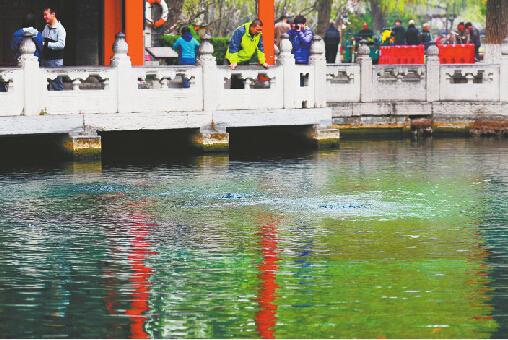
[325, 40, 508, 105]
[1, 31, 508, 138]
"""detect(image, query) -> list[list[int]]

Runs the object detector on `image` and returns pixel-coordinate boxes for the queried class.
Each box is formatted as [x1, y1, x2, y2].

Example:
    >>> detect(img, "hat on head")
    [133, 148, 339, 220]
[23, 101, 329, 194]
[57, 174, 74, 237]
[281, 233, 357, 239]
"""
[293, 15, 306, 25]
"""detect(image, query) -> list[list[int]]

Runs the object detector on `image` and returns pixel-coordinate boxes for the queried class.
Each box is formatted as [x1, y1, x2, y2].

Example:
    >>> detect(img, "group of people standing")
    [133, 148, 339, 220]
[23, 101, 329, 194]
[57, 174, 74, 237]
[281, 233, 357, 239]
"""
[381, 19, 481, 60]
[436, 22, 482, 60]
[6, 7, 66, 91]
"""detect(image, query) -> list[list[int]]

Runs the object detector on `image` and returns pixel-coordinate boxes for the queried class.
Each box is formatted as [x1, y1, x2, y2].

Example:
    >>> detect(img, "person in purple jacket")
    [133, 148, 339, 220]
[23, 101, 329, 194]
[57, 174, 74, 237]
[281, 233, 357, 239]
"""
[288, 15, 314, 65]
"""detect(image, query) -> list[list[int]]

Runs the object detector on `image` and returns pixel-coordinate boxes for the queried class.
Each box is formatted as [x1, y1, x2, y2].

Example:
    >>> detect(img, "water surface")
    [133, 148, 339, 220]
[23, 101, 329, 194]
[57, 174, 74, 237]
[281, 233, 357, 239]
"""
[0, 138, 507, 338]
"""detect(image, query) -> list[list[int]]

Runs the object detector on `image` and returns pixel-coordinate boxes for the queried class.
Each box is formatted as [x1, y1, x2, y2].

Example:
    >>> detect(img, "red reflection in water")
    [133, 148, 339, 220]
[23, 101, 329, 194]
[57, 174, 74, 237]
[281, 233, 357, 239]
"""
[103, 208, 156, 339]
[126, 215, 157, 339]
[256, 220, 280, 339]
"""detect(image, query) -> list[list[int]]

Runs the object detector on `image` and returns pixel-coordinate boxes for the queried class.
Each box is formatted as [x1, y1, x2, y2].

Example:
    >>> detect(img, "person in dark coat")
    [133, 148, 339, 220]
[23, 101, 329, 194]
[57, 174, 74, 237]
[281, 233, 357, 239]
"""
[357, 22, 373, 41]
[405, 20, 419, 45]
[465, 22, 481, 61]
[391, 19, 406, 45]
[419, 23, 432, 50]
[324, 22, 340, 64]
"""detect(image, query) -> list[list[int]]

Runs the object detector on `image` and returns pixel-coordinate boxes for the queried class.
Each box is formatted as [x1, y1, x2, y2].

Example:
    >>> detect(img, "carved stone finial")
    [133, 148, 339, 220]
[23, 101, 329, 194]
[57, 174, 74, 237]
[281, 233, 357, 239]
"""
[198, 34, 216, 64]
[357, 40, 370, 57]
[113, 33, 128, 55]
[310, 35, 325, 55]
[111, 32, 131, 66]
[199, 34, 214, 55]
[280, 33, 292, 54]
[502, 36, 508, 56]
[426, 43, 439, 57]
[18, 31, 38, 66]
[20, 31, 36, 56]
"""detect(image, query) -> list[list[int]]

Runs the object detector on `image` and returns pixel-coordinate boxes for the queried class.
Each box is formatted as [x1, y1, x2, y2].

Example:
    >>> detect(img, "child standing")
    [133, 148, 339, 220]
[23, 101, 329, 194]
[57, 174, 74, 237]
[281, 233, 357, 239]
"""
[172, 26, 200, 65]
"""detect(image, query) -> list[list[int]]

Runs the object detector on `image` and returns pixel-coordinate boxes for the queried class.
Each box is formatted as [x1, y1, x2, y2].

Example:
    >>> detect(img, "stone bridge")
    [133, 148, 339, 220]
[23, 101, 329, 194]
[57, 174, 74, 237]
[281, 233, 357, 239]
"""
[0, 32, 507, 158]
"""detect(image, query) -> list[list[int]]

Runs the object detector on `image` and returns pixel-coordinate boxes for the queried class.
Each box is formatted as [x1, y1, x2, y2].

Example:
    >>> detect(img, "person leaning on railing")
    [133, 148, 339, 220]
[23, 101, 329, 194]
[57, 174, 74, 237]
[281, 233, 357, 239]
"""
[225, 18, 269, 70]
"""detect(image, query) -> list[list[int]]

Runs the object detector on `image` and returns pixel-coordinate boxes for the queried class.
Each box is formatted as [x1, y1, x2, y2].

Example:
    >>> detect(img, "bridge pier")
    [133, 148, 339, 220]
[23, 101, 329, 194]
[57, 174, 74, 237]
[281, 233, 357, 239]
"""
[62, 133, 102, 160]
[194, 125, 230, 153]
[309, 125, 341, 148]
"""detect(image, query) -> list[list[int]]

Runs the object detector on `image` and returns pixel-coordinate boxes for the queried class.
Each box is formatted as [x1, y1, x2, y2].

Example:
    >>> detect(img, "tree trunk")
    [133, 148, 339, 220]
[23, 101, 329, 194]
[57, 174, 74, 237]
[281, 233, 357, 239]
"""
[486, 0, 508, 43]
[369, 0, 385, 32]
[167, 0, 185, 27]
[316, 0, 332, 37]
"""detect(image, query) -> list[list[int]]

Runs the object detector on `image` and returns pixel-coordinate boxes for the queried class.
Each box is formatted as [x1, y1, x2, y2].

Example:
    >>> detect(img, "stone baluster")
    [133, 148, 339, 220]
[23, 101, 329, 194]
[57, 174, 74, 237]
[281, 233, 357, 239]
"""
[309, 35, 327, 108]
[279, 33, 298, 109]
[501, 37, 508, 103]
[244, 77, 252, 92]
[19, 32, 42, 115]
[72, 79, 81, 91]
[426, 43, 440, 102]
[357, 40, 373, 103]
[111, 33, 136, 113]
[199, 35, 218, 111]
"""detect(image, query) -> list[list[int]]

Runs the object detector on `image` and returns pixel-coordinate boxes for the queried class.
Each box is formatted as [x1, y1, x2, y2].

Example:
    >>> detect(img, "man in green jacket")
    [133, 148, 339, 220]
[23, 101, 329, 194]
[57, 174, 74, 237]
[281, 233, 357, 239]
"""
[226, 19, 269, 70]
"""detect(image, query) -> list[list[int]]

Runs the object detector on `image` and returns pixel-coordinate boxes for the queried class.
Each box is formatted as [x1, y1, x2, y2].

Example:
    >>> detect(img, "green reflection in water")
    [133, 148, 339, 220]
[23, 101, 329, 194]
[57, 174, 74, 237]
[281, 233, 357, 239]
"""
[0, 139, 505, 338]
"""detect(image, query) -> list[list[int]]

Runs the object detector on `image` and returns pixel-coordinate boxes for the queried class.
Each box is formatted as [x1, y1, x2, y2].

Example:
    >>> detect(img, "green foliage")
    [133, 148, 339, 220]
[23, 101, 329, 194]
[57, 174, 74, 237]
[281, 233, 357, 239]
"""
[162, 34, 230, 65]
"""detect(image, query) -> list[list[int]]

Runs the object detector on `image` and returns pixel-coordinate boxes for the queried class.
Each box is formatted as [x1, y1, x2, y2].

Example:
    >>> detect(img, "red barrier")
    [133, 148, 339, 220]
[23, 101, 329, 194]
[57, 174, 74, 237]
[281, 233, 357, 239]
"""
[438, 44, 475, 64]
[379, 45, 424, 64]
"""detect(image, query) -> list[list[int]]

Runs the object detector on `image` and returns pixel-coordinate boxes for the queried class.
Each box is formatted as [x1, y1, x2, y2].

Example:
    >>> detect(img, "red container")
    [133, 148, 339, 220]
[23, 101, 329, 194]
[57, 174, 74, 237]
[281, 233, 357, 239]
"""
[438, 44, 475, 64]
[379, 45, 424, 64]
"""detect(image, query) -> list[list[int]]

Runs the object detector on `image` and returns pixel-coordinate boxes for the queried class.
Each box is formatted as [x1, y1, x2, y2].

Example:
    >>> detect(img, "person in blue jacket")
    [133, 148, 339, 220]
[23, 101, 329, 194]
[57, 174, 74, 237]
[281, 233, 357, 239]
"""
[172, 26, 200, 65]
[288, 15, 314, 65]
[11, 13, 43, 61]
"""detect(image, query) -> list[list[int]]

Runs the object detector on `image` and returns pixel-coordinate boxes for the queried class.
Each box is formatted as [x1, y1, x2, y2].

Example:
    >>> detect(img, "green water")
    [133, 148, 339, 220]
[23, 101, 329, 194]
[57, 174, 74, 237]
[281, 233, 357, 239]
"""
[0, 138, 507, 338]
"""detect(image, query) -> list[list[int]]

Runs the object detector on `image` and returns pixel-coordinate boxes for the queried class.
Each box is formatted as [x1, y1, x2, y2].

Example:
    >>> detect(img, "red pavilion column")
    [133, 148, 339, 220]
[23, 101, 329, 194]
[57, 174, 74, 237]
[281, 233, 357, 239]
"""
[258, 0, 275, 65]
[103, 0, 144, 66]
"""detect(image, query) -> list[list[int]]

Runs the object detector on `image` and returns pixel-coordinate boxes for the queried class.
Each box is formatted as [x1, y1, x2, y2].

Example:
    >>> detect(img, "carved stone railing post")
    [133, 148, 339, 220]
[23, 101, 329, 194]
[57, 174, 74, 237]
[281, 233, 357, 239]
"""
[279, 33, 298, 108]
[501, 37, 508, 103]
[19, 32, 42, 115]
[309, 35, 327, 108]
[199, 35, 218, 111]
[111, 33, 136, 113]
[357, 40, 373, 103]
[426, 43, 440, 102]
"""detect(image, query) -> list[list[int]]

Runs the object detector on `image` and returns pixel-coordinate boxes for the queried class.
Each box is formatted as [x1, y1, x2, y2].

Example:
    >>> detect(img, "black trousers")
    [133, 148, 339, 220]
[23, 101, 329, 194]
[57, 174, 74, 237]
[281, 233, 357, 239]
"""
[325, 44, 339, 64]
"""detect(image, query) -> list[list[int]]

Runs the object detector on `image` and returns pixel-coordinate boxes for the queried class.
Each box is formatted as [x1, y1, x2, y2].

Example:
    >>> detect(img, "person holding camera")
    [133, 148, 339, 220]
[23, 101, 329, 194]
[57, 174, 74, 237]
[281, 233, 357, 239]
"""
[288, 15, 314, 65]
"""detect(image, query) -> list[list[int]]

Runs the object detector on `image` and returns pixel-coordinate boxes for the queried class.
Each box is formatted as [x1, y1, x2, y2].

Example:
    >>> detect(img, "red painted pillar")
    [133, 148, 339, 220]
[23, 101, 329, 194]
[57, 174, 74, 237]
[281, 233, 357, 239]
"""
[103, 0, 143, 66]
[103, 0, 123, 65]
[258, 0, 275, 65]
[124, 0, 145, 65]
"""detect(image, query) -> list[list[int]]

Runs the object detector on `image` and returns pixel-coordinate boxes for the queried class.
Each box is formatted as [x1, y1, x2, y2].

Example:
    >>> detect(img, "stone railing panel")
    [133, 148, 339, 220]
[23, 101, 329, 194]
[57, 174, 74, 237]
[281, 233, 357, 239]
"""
[326, 64, 360, 103]
[41, 67, 117, 114]
[217, 65, 284, 111]
[131, 66, 203, 112]
[440, 65, 500, 101]
[292, 64, 315, 108]
[372, 65, 427, 101]
[0, 68, 24, 116]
